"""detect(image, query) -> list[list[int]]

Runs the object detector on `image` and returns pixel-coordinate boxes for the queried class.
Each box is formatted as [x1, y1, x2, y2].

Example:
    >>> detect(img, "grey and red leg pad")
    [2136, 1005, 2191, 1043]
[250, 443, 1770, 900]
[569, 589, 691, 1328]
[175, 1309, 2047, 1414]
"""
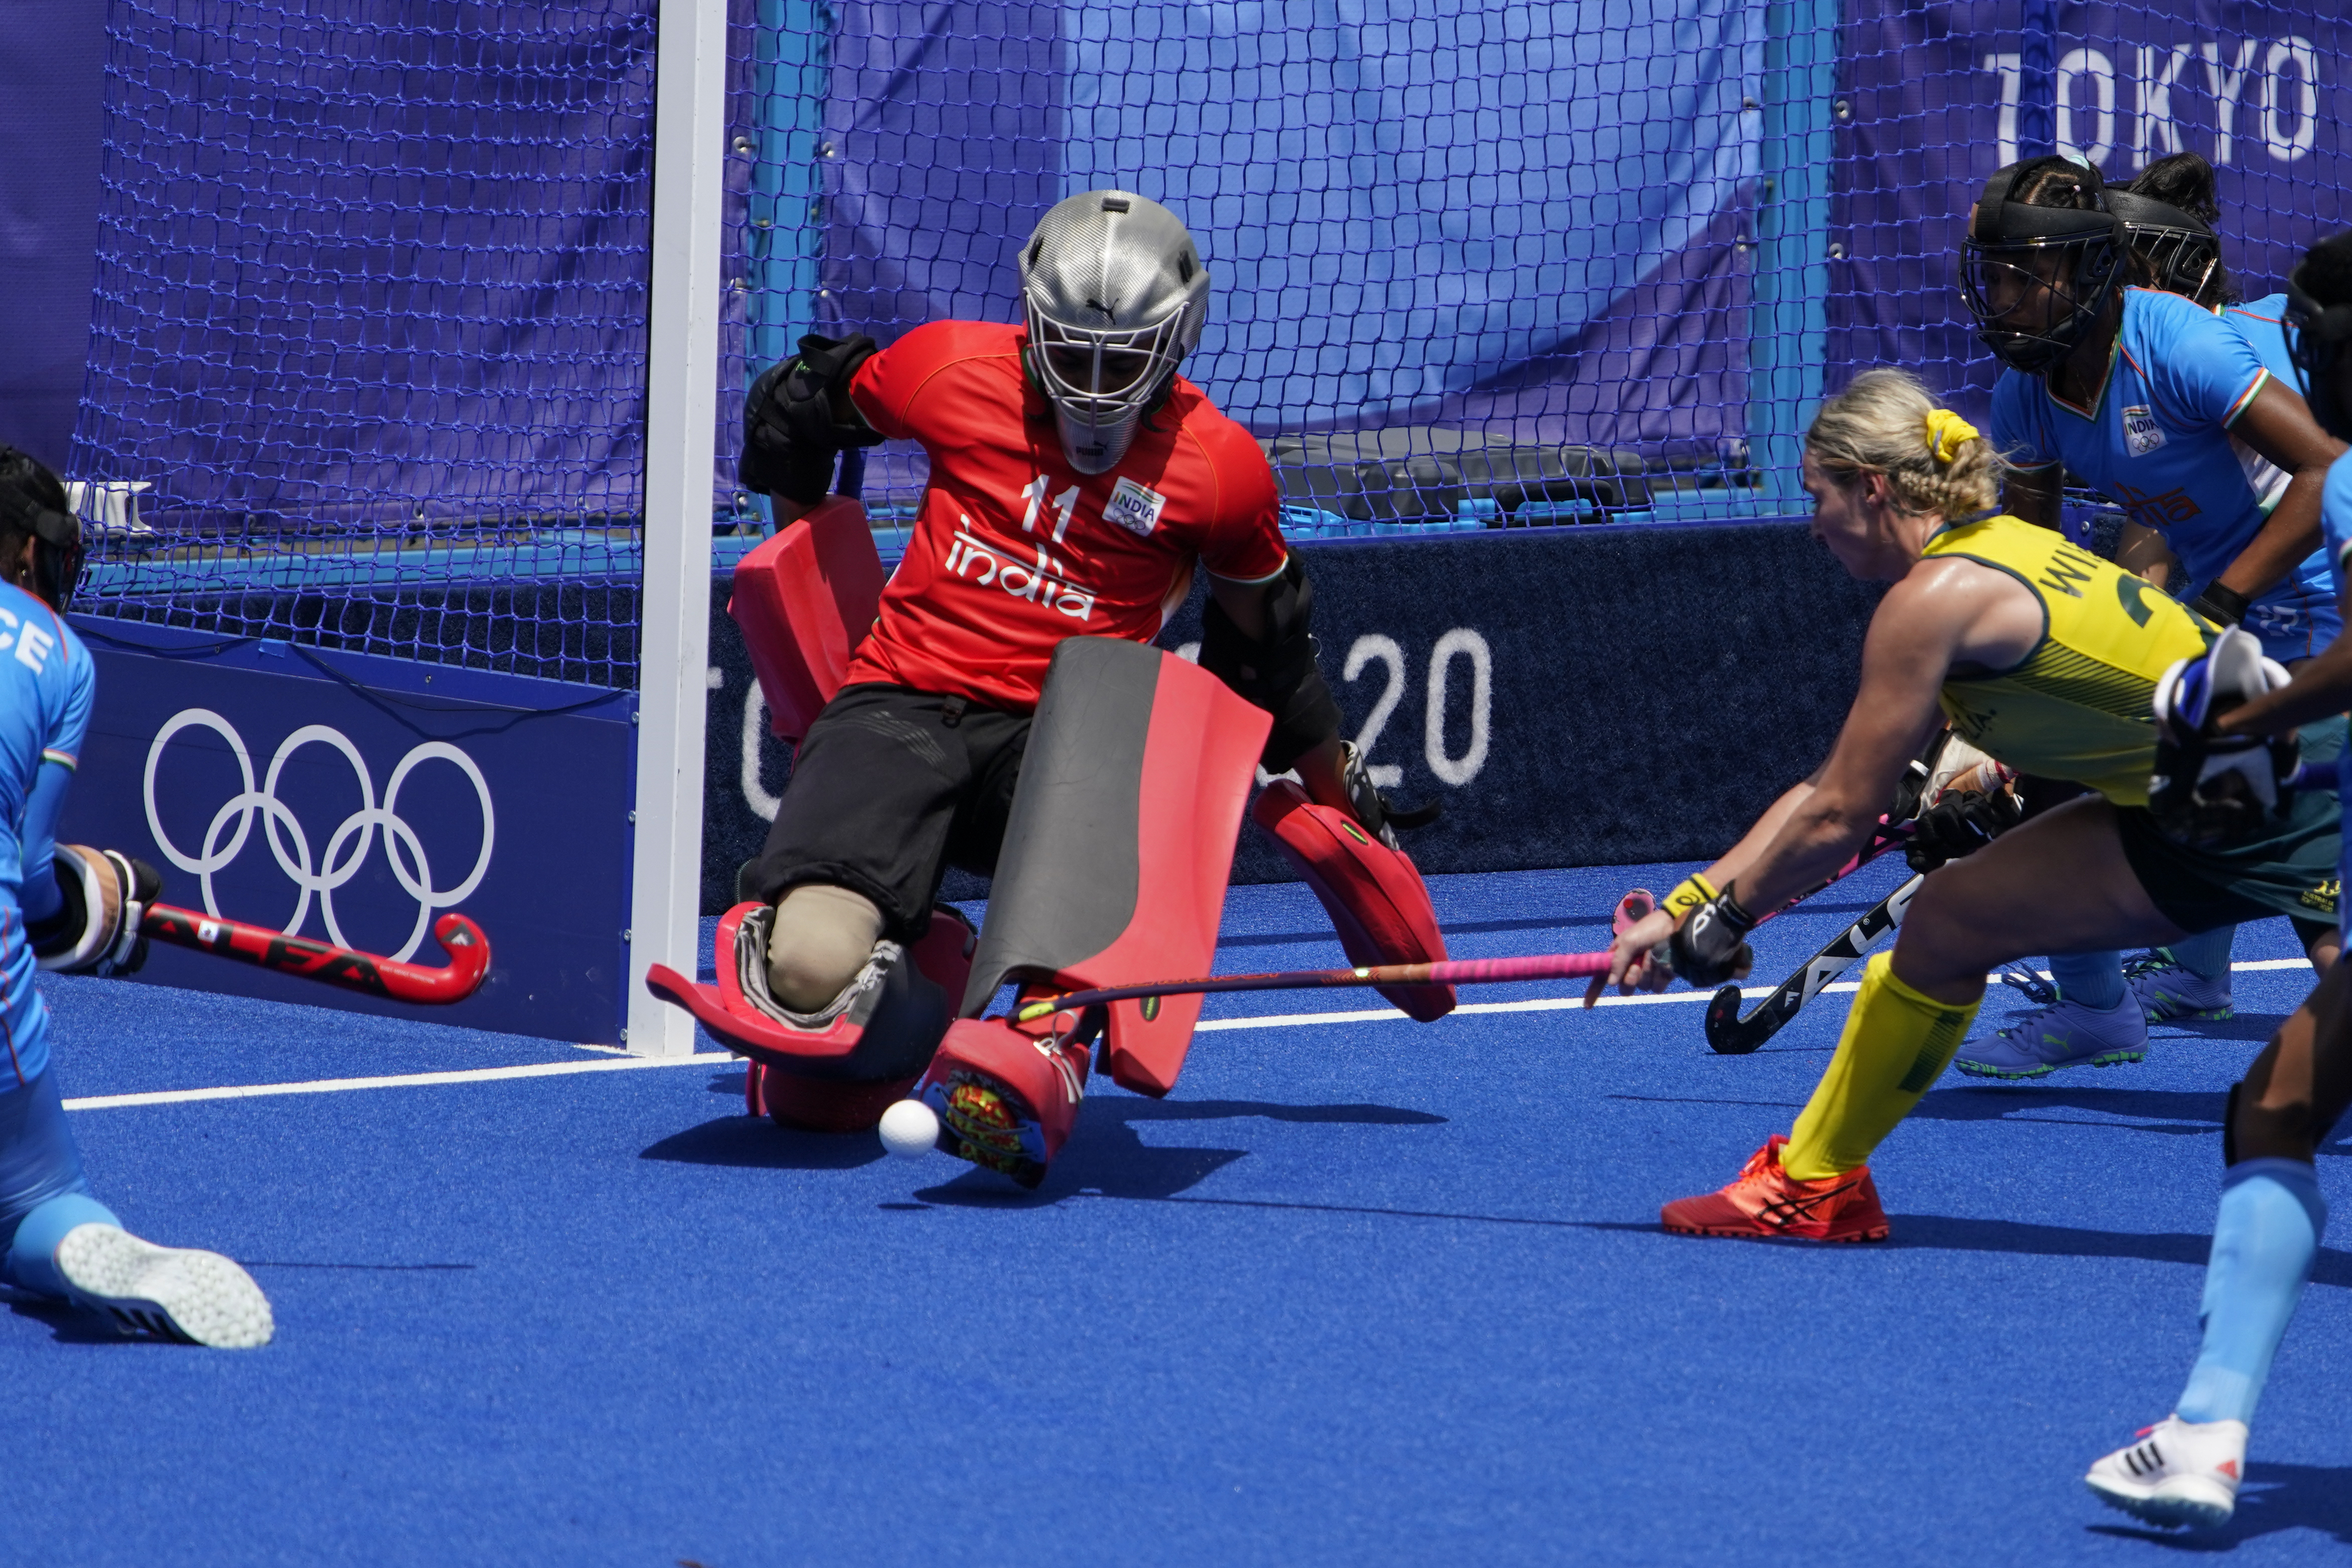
[727, 494, 887, 743]
[913, 637, 1270, 1172]
[645, 901, 974, 1133]
[1251, 782, 1455, 1021]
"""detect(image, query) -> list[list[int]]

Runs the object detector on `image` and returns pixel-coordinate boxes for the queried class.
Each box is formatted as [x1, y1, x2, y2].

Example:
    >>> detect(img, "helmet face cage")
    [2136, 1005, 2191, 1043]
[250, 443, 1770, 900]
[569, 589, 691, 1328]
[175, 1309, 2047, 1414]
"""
[1960, 159, 2129, 376]
[1961, 228, 2127, 375]
[2284, 267, 2352, 444]
[2125, 222, 2222, 304]
[1020, 191, 1210, 475]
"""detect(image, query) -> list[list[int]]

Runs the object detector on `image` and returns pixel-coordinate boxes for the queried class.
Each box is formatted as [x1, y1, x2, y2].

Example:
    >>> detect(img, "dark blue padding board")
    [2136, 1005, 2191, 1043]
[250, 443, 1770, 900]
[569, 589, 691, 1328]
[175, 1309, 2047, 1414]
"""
[57, 619, 636, 1044]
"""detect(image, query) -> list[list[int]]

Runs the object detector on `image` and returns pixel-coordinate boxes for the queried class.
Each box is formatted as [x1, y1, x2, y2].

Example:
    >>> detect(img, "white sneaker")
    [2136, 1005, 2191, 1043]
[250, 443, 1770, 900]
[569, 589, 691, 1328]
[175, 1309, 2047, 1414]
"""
[53, 1224, 275, 1349]
[2085, 1414, 2246, 1529]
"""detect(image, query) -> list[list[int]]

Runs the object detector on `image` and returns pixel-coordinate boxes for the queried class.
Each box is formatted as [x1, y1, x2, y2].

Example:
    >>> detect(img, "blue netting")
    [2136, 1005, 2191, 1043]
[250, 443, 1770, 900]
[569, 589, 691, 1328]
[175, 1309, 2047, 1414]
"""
[61, 1, 2352, 678]
[69, 0, 657, 684]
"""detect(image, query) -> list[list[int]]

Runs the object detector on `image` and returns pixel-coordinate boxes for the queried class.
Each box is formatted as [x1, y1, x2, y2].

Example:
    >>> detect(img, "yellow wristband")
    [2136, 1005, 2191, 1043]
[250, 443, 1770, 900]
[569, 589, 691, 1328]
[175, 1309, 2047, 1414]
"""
[1662, 873, 1718, 921]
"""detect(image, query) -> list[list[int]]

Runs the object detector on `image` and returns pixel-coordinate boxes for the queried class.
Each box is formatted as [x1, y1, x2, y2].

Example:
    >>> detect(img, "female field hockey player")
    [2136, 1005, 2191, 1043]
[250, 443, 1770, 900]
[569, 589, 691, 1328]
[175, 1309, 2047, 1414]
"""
[1592, 368, 2338, 1243]
[2082, 231, 2352, 1532]
[1957, 154, 2346, 1078]
[0, 448, 272, 1348]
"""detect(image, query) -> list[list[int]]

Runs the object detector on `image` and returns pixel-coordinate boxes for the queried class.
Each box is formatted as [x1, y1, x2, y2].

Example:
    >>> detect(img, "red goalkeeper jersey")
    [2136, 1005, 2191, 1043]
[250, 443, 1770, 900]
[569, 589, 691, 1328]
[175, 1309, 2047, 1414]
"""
[837, 319, 1289, 711]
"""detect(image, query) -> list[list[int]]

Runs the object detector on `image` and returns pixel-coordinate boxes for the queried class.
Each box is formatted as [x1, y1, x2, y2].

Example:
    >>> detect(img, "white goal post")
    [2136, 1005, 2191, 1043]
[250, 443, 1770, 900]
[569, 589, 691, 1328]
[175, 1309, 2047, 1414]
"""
[627, 0, 730, 1055]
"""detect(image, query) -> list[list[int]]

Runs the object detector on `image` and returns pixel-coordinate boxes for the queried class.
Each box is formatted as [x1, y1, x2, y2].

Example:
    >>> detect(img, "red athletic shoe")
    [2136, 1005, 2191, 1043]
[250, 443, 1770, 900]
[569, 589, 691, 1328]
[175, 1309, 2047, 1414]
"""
[1660, 1135, 1891, 1242]
[910, 998, 1097, 1189]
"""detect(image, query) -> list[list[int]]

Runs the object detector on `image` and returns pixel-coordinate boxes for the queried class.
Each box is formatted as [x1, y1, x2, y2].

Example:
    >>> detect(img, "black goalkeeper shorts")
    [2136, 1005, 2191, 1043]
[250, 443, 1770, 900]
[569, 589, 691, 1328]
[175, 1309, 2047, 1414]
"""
[743, 683, 1031, 942]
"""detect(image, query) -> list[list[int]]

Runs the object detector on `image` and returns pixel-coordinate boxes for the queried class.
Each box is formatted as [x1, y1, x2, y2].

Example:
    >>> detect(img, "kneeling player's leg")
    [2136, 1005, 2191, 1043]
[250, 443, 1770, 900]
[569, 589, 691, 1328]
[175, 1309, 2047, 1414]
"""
[2, 1066, 114, 1297]
[767, 883, 884, 1011]
[711, 686, 1008, 1127]
[1, 1066, 271, 1349]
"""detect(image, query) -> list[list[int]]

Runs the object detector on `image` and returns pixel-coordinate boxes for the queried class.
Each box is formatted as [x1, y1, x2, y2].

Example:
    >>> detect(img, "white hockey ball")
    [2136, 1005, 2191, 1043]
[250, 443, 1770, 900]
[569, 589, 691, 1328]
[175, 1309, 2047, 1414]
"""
[878, 1098, 940, 1159]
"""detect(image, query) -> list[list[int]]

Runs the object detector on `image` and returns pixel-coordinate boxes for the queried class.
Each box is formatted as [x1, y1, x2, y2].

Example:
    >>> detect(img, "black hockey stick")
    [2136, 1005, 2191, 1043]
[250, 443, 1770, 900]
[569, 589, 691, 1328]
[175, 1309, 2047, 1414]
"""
[1702, 871, 1924, 1055]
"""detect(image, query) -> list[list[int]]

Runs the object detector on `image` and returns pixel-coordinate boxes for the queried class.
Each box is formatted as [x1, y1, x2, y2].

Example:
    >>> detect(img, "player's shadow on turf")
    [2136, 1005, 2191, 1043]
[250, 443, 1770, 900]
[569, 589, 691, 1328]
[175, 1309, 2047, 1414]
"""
[0, 1289, 141, 1345]
[1911, 1084, 2225, 1136]
[2147, 1011, 2290, 1043]
[2087, 1461, 2352, 1550]
[1886, 1214, 2352, 1287]
[638, 1086, 892, 1171]
[912, 1097, 1446, 1207]
[1914, 1085, 2352, 1157]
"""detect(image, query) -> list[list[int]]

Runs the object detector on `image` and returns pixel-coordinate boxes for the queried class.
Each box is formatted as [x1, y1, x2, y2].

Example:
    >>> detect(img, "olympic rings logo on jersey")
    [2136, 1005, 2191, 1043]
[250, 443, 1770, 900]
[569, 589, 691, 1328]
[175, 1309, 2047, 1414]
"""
[142, 709, 496, 963]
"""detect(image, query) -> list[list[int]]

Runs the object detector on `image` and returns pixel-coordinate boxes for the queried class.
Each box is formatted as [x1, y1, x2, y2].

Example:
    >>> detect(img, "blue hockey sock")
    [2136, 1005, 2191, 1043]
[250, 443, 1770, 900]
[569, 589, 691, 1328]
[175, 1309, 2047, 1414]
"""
[2166, 926, 2237, 983]
[5, 1192, 121, 1299]
[0, 1067, 115, 1299]
[2175, 1159, 2328, 1426]
[2048, 949, 2126, 1011]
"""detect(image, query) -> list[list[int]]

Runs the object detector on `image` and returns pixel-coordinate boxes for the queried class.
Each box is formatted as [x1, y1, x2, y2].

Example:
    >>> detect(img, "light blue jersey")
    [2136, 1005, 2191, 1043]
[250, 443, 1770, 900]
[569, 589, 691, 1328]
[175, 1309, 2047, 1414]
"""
[0, 586, 93, 1088]
[1992, 286, 2338, 662]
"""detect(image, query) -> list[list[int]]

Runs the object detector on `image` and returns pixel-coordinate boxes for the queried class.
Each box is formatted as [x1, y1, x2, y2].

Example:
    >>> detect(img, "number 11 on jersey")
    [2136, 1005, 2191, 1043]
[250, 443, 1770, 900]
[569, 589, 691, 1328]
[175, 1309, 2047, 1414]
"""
[1020, 475, 1080, 543]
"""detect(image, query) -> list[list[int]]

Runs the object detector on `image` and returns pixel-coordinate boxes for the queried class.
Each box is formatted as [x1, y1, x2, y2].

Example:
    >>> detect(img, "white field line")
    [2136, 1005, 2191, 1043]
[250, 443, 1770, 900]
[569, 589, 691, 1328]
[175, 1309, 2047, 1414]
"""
[63, 1052, 735, 1112]
[59, 958, 2319, 1111]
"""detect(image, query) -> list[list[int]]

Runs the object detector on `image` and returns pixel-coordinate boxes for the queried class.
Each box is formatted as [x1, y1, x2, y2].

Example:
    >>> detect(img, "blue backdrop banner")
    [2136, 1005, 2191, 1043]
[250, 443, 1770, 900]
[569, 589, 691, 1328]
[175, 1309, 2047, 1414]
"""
[59, 622, 638, 1044]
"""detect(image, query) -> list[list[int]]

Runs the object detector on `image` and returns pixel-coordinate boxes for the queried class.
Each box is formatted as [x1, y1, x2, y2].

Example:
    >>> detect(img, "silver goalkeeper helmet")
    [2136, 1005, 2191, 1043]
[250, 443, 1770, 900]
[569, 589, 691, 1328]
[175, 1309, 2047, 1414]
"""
[1021, 190, 1210, 474]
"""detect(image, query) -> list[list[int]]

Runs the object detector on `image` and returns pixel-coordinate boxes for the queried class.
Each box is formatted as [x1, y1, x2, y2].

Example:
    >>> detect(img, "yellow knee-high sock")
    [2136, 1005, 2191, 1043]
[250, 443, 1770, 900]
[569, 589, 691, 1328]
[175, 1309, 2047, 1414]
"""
[1781, 952, 1982, 1180]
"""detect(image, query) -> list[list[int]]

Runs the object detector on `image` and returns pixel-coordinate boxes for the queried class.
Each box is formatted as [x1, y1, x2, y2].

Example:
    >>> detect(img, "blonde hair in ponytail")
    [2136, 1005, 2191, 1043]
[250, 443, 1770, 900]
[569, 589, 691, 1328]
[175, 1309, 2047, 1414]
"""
[1806, 367, 2006, 518]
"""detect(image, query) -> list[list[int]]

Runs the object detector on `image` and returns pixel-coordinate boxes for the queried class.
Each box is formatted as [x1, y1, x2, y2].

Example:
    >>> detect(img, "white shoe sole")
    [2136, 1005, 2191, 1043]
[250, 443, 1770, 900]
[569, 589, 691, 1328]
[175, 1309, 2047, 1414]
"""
[54, 1225, 275, 1350]
[2085, 1473, 2236, 1530]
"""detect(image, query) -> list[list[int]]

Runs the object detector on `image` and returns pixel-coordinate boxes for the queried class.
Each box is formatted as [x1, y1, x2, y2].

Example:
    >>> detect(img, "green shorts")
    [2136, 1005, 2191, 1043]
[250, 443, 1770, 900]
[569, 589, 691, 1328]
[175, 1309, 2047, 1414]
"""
[2114, 784, 2341, 935]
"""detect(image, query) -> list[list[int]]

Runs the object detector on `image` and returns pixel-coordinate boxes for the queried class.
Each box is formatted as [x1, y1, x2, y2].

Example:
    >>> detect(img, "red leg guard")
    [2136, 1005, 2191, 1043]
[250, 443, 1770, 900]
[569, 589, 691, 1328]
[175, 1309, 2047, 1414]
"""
[727, 496, 887, 743]
[1250, 781, 1455, 1022]
[960, 638, 1269, 1099]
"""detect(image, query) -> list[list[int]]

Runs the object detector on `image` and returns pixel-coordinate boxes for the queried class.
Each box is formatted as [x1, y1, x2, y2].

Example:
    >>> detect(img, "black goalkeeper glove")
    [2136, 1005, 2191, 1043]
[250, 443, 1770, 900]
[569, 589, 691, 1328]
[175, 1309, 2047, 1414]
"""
[1905, 788, 2025, 874]
[740, 333, 885, 504]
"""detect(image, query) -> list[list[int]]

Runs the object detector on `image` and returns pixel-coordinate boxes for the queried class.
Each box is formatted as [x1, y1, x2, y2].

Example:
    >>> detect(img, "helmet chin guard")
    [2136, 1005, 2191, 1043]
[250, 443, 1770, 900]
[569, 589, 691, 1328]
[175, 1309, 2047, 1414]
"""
[1021, 191, 1210, 474]
[1960, 157, 2130, 376]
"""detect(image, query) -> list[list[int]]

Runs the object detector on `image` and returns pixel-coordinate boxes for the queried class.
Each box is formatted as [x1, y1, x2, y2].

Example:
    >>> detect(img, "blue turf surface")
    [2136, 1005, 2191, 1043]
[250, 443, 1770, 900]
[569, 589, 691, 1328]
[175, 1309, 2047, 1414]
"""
[4, 857, 2347, 1565]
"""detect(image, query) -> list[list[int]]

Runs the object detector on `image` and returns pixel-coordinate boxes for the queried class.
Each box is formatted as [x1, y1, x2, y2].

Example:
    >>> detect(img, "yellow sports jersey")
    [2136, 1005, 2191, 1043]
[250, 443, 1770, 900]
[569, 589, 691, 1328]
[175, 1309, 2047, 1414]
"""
[1924, 514, 2215, 806]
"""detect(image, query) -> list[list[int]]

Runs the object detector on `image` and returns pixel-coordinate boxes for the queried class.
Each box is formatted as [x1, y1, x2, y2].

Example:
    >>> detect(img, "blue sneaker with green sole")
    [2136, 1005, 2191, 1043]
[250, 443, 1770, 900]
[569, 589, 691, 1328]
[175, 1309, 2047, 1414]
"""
[1953, 966, 2149, 1079]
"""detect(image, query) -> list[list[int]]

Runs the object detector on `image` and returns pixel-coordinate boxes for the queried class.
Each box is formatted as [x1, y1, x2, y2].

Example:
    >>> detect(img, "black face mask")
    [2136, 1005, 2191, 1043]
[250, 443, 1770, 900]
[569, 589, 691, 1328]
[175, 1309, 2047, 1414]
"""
[0, 454, 86, 612]
[2284, 266, 2352, 446]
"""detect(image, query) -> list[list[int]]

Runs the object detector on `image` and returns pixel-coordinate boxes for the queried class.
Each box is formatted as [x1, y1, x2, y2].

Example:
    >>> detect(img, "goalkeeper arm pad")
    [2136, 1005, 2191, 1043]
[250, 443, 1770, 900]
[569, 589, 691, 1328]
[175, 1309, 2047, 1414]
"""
[1198, 555, 1344, 772]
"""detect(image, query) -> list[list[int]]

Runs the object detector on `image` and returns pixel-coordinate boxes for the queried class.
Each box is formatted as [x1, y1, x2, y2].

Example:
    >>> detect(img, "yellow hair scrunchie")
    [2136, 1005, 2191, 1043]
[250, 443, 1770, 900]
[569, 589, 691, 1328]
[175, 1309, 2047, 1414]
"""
[1924, 408, 1980, 465]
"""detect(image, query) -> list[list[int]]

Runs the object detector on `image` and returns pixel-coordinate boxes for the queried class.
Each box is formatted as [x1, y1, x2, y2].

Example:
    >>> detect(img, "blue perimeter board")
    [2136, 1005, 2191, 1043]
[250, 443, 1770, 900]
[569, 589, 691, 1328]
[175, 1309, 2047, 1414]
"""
[2, 856, 2344, 1565]
[56, 618, 637, 1043]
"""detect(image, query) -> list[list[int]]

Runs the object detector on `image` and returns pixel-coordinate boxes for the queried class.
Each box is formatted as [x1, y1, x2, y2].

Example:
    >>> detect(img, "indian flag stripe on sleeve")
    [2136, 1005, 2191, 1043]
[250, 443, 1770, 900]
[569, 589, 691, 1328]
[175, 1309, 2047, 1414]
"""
[2222, 368, 2271, 428]
[41, 748, 77, 771]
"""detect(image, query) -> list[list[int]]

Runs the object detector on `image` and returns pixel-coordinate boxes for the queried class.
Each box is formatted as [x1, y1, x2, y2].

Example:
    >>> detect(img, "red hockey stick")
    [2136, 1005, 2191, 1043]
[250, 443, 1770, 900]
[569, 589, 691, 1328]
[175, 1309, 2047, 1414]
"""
[1011, 949, 1613, 1024]
[140, 904, 491, 1005]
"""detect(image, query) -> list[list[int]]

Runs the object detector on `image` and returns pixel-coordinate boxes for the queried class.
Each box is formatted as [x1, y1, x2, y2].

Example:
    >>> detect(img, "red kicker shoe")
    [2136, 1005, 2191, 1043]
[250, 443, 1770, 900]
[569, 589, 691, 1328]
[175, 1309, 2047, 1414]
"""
[910, 998, 1098, 1189]
[1660, 1135, 1891, 1242]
